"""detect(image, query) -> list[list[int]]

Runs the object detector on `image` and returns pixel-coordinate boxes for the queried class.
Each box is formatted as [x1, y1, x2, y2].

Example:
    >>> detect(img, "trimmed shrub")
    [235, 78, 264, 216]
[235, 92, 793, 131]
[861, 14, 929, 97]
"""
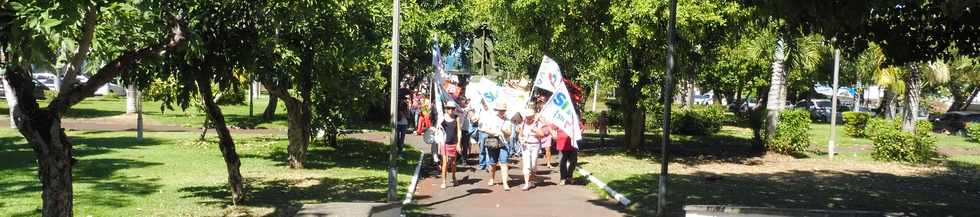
[864, 118, 899, 139]
[966, 123, 980, 143]
[915, 120, 933, 137]
[870, 127, 937, 164]
[670, 106, 728, 135]
[768, 109, 812, 154]
[216, 89, 247, 105]
[866, 118, 938, 163]
[842, 112, 871, 137]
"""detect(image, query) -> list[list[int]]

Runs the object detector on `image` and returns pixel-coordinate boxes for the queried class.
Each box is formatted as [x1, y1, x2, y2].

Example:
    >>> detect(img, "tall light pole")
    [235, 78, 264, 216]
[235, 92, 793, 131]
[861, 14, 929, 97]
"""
[829, 49, 840, 159]
[387, 0, 401, 203]
[659, 0, 677, 216]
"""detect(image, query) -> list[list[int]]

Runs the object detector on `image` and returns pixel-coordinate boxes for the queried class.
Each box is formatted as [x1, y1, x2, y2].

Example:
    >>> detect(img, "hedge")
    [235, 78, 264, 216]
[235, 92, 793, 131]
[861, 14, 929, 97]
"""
[768, 109, 812, 154]
[842, 112, 871, 138]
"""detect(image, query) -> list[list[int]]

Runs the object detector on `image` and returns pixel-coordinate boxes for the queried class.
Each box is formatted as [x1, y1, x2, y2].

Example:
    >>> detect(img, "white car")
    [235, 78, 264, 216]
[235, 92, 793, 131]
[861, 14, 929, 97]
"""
[95, 83, 126, 96]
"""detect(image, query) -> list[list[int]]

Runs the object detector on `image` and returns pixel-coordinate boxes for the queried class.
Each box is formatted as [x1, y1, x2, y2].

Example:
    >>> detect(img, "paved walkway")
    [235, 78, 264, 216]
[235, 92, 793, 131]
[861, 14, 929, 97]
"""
[399, 133, 626, 217]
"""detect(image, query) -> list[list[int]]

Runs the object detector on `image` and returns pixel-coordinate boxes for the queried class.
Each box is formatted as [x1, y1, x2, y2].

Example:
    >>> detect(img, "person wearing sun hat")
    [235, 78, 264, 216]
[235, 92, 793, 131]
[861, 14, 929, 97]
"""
[438, 101, 461, 188]
[478, 101, 512, 190]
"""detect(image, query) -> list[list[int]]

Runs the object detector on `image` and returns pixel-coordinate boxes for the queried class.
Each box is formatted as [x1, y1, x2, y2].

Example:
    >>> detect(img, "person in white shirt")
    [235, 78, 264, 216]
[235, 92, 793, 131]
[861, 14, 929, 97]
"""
[519, 108, 550, 191]
[481, 102, 512, 191]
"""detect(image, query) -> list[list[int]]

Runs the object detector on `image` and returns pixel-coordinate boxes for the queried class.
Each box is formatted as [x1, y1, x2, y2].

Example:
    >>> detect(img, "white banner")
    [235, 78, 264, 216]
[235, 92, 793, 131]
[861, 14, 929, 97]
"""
[535, 56, 582, 144]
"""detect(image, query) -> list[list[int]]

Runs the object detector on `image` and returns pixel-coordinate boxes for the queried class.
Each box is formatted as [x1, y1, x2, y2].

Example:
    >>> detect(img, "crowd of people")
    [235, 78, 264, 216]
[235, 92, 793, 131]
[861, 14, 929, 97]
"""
[402, 77, 582, 192]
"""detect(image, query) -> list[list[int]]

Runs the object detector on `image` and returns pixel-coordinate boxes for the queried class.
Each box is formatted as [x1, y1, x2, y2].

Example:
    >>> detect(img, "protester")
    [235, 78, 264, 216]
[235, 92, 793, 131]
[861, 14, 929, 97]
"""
[440, 102, 461, 189]
[534, 92, 555, 168]
[396, 99, 409, 154]
[519, 108, 549, 191]
[475, 100, 491, 170]
[482, 102, 512, 190]
[554, 127, 578, 186]
[457, 97, 473, 165]
[416, 98, 431, 135]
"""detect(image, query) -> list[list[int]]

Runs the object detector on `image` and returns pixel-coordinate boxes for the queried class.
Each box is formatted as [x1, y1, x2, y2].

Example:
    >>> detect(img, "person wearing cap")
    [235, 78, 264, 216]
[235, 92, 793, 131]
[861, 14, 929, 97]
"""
[519, 108, 550, 191]
[439, 101, 461, 188]
[480, 102, 512, 190]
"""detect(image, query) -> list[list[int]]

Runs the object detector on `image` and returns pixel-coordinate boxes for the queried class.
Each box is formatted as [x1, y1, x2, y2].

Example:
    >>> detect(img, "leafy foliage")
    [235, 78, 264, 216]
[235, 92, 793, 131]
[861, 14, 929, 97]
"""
[870, 125, 937, 164]
[967, 123, 980, 143]
[842, 112, 871, 138]
[670, 106, 728, 135]
[865, 118, 938, 163]
[768, 109, 812, 154]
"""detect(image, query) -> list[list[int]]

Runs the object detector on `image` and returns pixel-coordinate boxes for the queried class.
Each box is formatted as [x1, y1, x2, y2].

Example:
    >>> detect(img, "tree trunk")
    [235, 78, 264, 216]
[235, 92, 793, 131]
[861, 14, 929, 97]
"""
[194, 73, 244, 204]
[6, 71, 74, 217]
[948, 86, 978, 112]
[4, 77, 18, 128]
[964, 88, 980, 111]
[765, 37, 788, 140]
[262, 94, 278, 119]
[126, 85, 138, 114]
[283, 96, 311, 169]
[751, 86, 769, 151]
[879, 90, 895, 119]
[618, 53, 646, 151]
[902, 65, 923, 132]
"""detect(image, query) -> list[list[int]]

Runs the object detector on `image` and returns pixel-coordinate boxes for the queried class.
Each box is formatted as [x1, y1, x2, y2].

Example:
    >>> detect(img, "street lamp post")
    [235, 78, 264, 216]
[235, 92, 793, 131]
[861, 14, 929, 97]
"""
[387, 0, 401, 203]
[659, 0, 677, 216]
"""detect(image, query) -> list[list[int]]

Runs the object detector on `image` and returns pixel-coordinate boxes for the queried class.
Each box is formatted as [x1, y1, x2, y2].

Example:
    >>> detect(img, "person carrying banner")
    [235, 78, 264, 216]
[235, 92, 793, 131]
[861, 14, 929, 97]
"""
[457, 97, 473, 166]
[519, 108, 549, 191]
[482, 102, 512, 191]
[553, 127, 577, 186]
[439, 102, 461, 189]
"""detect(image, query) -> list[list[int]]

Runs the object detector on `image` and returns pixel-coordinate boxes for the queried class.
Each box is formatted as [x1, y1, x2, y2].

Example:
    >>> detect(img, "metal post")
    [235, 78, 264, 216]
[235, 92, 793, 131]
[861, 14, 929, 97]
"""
[387, 0, 401, 203]
[829, 49, 840, 159]
[659, 0, 677, 216]
[249, 79, 254, 117]
[137, 88, 143, 141]
[591, 79, 599, 111]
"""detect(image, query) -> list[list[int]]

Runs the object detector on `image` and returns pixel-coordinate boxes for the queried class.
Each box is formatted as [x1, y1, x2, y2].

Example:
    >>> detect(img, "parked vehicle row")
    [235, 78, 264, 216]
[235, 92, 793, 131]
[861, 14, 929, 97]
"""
[931, 111, 980, 135]
[30, 73, 126, 96]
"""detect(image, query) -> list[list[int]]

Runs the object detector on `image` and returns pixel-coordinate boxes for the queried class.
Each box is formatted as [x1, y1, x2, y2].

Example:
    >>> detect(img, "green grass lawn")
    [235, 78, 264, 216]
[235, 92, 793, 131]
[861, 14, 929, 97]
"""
[0, 95, 290, 129]
[578, 124, 980, 216]
[0, 128, 420, 216]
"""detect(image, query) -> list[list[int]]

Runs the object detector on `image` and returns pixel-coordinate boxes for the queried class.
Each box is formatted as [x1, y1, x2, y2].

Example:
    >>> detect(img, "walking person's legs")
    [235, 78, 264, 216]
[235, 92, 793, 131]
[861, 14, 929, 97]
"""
[566, 150, 578, 184]
[396, 124, 407, 155]
[498, 148, 511, 190]
[441, 149, 449, 188]
[545, 143, 554, 168]
[559, 150, 569, 185]
[478, 132, 488, 170]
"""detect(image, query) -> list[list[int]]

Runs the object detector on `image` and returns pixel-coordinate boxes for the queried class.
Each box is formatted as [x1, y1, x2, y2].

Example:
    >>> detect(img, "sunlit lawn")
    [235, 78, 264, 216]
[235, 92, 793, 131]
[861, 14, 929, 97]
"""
[0, 95, 289, 129]
[579, 124, 980, 216]
[0, 128, 419, 217]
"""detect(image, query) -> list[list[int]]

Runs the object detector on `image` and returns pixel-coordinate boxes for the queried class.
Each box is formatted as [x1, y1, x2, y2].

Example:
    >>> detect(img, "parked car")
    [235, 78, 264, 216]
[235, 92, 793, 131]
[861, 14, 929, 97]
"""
[95, 83, 126, 96]
[795, 99, 846, 123]
[0, 78, 48, 99]
[931, 111, 980, 135]
[694, 95, 712, 105]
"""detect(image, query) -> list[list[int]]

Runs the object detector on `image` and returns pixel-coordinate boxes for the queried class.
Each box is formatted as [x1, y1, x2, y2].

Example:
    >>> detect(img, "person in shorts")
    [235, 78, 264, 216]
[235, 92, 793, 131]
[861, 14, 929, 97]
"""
[483, 102, 512, 191]
[440, 102, 461, 188]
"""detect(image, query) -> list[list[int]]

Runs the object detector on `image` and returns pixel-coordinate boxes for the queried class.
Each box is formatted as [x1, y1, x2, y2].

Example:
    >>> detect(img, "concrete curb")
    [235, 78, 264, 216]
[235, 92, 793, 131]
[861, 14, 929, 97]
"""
[402, 152, 425, 205]
[577, 166, 631, 206]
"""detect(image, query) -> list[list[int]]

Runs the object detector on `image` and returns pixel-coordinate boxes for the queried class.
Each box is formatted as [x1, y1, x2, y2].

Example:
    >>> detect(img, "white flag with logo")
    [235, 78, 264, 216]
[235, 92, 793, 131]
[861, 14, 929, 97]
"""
[535, 56, 582, 144]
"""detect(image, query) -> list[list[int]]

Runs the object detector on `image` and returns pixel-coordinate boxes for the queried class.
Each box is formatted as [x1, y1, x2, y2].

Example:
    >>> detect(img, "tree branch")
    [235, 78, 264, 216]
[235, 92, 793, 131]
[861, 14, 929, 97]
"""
[47, 15, 188, 115]
[58, 4, 99, 93]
